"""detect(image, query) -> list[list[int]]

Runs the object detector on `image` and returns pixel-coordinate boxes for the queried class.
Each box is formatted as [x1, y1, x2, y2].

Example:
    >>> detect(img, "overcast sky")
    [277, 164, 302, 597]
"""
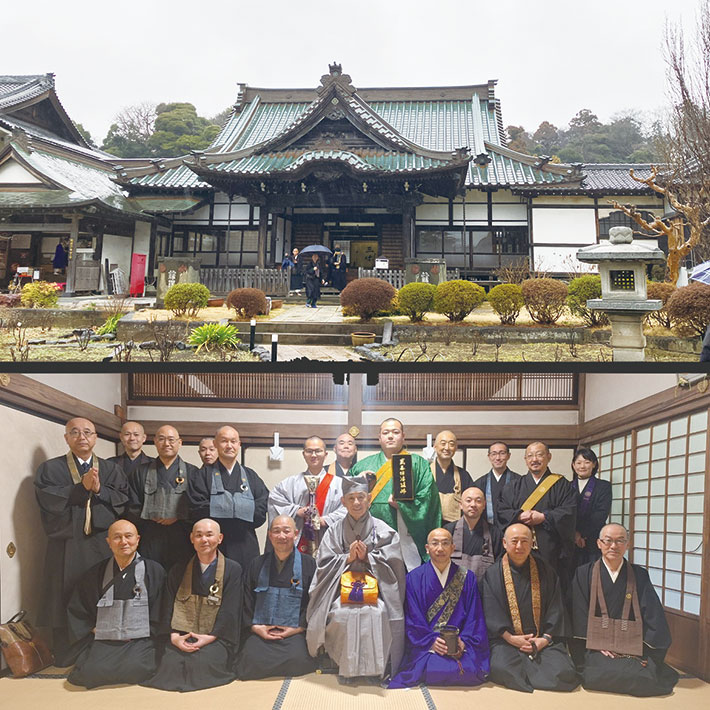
[3, 0, 703, 144]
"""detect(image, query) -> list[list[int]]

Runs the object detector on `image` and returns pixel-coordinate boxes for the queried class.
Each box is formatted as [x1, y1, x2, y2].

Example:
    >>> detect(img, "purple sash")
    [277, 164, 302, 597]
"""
[574, 475, 597, 518]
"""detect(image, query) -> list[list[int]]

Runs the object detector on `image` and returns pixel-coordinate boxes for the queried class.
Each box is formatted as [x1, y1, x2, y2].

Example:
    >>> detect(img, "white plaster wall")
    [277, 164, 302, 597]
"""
[416, 204, 449, 221]
[451, 204, 489, 222]
[361, 409, 578, 427]
[0, 406, 115, 636]
[481, 203, 527, 222]
[212, 201, 250, 223]
[532, 208, 596, 245]
[26, 374, 122, 414]
[0, 159, 42, 184]
[583, 374, 679, 422]
[101, 233, 132, 283]
[533, 196, 594, 206]
[533, 245, 597, 273]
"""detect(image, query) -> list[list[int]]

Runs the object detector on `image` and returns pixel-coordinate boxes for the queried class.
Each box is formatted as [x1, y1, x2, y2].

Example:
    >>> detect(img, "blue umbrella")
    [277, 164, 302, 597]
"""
[690, 260, 710, 285]
[299, 244, 333, 256]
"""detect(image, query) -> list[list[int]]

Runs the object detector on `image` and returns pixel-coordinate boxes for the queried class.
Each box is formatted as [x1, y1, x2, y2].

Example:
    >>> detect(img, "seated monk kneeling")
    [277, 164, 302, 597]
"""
[67, 519, 165, 688]
[389, 528, 489, 688]
[144, 518, 242, 692]
[238, 515, 317, 679]
[481, 523, 580, 693]
[572, 523, 679, 696]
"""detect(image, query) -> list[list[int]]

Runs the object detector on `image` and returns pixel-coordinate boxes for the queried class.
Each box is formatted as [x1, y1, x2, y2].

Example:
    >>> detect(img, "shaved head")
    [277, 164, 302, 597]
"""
[270, 514, 297, 532]
[192, 518, 221, 534]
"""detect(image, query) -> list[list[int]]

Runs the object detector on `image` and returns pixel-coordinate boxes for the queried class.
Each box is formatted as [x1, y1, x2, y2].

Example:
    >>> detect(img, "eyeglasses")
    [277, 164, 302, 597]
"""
[67, 429, 96, 439]
[600, 538, 627, 547]
[304, 449, 324, 455]
[488, 452, 508, 458]
[427, 540, 452, 548]
[525, 453, 547, 460]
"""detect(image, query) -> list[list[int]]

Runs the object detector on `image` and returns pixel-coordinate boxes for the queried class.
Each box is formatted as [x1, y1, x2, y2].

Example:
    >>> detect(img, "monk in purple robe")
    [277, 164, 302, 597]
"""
[389, 528, 489, 688]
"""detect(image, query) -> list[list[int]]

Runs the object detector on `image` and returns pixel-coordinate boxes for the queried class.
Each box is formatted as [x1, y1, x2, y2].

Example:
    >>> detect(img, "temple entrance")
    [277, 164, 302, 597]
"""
[325, 221, 380, 269]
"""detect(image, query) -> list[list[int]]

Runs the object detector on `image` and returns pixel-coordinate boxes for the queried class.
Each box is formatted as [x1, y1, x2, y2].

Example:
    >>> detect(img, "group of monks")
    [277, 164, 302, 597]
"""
[31, 415, 679, 695]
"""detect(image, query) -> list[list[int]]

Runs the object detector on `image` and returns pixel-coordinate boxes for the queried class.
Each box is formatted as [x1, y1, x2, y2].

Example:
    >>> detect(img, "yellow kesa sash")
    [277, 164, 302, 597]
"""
[520, 473, 563, 511]
[430, 460, 462, 522]
[369, 450, 410, 503]
[502, 553, 541, 636]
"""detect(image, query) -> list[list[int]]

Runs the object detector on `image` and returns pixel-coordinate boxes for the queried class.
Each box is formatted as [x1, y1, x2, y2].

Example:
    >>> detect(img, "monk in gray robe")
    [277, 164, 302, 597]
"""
[481, 523, 579, 693]
[239, 515, 317, 679]
[67, 520, 165, 688]
[268, 436, 345, 556]
[572, 523, 678, 696]
[35, 417, 129, 663]
[306, 476, 406, 683]
[145, 519, 242, 692]
[128, 424, 197, 571]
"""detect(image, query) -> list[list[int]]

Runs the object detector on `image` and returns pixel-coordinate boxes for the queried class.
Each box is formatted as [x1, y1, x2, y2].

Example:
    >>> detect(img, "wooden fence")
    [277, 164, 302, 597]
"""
[357, 267, 460, 288]
[200, 267, 290, 296]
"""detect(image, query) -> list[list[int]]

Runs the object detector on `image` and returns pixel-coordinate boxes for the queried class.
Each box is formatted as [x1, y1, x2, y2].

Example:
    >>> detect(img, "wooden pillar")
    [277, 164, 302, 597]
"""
[64, 215, 80, 296]
[347, 373, 364, 432]
[402, 202, 414, 259]
[257, 207, 268, 269]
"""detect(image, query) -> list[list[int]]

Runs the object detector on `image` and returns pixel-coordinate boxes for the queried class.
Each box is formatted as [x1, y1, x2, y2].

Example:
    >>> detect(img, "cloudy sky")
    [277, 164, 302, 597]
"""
[4, 0, 702, 144]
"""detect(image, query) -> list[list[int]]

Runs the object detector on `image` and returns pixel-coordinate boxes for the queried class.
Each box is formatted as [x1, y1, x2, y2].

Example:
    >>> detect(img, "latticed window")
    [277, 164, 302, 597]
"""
[598, 210, 658, 239]
[592, 409, 706, 617]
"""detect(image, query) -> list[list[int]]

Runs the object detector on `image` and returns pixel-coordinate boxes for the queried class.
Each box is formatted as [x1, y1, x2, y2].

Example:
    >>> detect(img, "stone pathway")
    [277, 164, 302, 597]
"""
[269, 304, 345, 322]
[274, 344, 359, 361]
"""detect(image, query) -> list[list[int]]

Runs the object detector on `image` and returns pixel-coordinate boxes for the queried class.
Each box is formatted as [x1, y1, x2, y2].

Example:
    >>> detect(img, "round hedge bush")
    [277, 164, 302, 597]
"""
[487, 283, 524, 325]
[566, 274, 608, 327]
[433, 280, 486, 321]
[226, 288, 268, 319]
[20, 280, 60, 308]
[397, 282, 436, 322]
[646, 281, 677, 329]
[521, 278, 568, 324]
[340, 278, 396, 321]
[163, 282, 210, 318]
[666, 282, 710, 336]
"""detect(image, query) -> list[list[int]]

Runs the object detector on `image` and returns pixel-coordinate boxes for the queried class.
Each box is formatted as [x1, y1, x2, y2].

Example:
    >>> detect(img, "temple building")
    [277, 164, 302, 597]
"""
[1, 66, 665, 292]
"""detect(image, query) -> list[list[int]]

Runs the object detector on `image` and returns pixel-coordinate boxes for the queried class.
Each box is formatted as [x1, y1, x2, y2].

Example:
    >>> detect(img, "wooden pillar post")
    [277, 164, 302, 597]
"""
[347, 373, 364, 432]
[402, 201, 415, 260]
[257, 207, 268, 269]
[64, 215, 80, 296]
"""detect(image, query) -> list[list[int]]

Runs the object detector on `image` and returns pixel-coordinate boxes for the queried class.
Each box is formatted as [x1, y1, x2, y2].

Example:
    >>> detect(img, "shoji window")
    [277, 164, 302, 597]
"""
[591, 408, 706, 617]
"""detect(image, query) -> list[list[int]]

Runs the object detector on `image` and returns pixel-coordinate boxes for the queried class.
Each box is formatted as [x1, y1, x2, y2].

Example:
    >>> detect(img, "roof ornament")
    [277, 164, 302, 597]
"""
[473, 152, 491, 166]
[12, 128, 33, 154]
[535, 155, 551, 169]
[318, 62, 355, 97]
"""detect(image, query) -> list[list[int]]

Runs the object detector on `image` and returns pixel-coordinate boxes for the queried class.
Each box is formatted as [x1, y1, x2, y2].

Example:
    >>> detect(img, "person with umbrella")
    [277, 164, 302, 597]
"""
[300, 245, 331, 308]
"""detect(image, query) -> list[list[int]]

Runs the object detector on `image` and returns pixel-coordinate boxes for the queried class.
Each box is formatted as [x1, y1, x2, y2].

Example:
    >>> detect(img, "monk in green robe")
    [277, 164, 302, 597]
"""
[349, 418, 441, 570]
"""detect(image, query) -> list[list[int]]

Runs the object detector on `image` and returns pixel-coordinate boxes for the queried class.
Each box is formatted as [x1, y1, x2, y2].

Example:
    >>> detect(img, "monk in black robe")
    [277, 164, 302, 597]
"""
[473, 440, 519, 527]
[108, 421, 152, 478]
[67, 520, 165, 688]
[238, 515, 317, 679]
[481, 523, 579, 693]
[444, 486, 502, 588]
[570, 447, 612, 569]
[498, 441, 576, 590]
[145, 519, 242, 691]
[431, 430, 474, 523]
[128, 425, 197, 571]
[34, 417, 129, 663]
[188, 425, 268, 572]
[572, 523, 678, 696]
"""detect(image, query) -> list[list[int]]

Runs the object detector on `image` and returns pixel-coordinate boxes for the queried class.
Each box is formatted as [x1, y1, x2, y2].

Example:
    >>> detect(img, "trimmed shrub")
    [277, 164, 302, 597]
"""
[226, 288, 268, 319]
[666, 282, 710, 336]
[397, 282, 436, 322]
[163, 282, 210, 318]
[522, 278, 568, 324]
[20, 280, 60, 308]
[487, 283, 524, 325]
[566, 274, 608, 327]
[188, 323, 241, 353]
[340, 278, 396, 321]
[433, 280, 486, 321]
[0, 293, 22, 307]
[646, 281, 677, 329]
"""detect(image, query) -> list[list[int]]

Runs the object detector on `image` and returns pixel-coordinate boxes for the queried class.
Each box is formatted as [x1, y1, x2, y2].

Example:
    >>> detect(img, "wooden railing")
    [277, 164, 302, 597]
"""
[200, 267, 289, 296]
[129, 372, 347, 405]
[357, 267, 460, 288]
[364, 373, 577, 405]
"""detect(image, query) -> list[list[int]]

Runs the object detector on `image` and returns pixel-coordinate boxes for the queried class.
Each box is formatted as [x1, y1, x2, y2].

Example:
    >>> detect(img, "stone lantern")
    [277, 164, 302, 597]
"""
[576, 226, 665, 361]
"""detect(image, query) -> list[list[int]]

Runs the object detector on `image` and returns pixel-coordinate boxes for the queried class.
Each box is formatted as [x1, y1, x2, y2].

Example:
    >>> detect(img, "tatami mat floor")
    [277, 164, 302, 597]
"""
[0, 669, 706, 710]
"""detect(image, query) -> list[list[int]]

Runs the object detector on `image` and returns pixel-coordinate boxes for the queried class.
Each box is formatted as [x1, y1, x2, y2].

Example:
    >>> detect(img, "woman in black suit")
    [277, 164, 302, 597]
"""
[571, 446, 612, 568]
